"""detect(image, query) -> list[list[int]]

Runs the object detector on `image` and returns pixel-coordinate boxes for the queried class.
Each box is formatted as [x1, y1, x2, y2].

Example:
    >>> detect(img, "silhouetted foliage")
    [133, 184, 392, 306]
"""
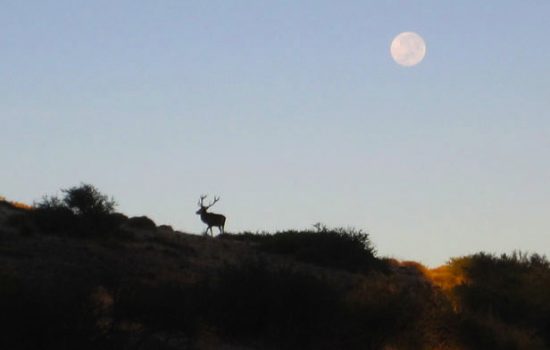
[445, 252, 550, 349]
[32, 195, 78, 233]
[31, 184, 121, 236]
[222, 225, 387, 273]
[126, 216, 157, 230]
[109, 258, 447, 349]
[62, 183, 116, 216]
[108, 212, 129, 227]
[158, 224, 174, 232]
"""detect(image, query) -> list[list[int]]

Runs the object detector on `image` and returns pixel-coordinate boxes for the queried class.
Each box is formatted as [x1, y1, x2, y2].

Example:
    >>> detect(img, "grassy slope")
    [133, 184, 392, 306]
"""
[0, 202, 376, 349]
[1, 200, 549, 350]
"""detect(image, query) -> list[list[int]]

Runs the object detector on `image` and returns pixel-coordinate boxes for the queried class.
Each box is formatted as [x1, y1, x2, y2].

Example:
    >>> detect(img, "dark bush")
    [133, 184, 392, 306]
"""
[31, 184, 120, 236]
[107, 212, 129, 227]
[32, 197, 78, 234]
[61, 184, 116, 216]
[223, 226, 386, 273]
[126, 216, 156, 230]
[449, 252, 550, 348]
[109, 258, 425, 349]
[201, 258, 446, 349]
[158, 225, 174, 232]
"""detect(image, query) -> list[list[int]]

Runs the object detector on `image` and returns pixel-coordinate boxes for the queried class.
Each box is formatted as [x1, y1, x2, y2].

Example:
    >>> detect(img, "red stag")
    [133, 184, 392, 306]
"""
[196, 195, 226, 236]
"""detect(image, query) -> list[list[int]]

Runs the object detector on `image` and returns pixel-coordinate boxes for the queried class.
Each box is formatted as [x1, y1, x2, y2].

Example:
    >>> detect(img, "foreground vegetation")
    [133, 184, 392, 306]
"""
[1, 185, 549, 349]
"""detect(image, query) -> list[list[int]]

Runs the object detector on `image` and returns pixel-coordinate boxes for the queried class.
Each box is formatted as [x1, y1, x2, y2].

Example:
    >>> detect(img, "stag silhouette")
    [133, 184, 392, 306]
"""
[196, 195, 226, 236]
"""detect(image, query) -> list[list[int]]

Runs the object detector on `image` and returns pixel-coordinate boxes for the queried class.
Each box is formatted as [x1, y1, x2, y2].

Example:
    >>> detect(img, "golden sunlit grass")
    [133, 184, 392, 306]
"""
[386, 258, 468, 292]
[9, 201, 32, 210]
[386, 258, 470, 315]
[0, 196, 33, 211]
[427, 264, 467, 291]
[426, 263, 468, 313]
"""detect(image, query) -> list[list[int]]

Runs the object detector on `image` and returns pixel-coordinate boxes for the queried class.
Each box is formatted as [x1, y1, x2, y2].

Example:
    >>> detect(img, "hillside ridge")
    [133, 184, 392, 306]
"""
[1, 194, 549, 350]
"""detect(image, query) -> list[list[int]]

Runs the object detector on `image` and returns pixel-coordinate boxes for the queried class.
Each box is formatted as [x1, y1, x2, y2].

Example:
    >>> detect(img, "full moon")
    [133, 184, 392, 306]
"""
[390, 32, 426, 67]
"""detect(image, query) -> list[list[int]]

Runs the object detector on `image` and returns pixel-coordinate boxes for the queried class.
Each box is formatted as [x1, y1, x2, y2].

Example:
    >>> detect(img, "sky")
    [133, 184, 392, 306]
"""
[2, 1, 549, 266]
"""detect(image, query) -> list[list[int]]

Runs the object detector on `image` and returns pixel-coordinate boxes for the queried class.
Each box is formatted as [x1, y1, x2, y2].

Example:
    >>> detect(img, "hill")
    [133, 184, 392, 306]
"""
[1, 188, 550, 350]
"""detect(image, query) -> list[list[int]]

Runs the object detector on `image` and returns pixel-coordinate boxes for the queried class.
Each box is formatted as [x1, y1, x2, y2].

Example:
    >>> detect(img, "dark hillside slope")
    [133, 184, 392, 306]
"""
[1, 196, 550, 349]
[0, 200, 451, 350]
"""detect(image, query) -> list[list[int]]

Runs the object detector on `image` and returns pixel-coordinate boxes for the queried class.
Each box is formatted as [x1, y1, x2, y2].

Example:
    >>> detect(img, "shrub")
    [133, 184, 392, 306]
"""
[158, 225, 174, 232]
[61, 184, 116, 216]
[31, 184, 119, 236]
[446, 252, 550, 348]
[107, 212, 129, 226]
[224, 225, 386, 273]
[126, 216, 156, 230]
[32, 196, 77, 234]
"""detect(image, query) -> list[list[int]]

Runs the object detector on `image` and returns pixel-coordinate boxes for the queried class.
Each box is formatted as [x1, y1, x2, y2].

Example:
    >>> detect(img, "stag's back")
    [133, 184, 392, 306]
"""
[201, 211, 226, 226]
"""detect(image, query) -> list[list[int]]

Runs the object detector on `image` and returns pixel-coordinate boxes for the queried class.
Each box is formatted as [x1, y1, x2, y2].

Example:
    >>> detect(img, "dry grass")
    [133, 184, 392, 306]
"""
[0, 197, 32, 211]
[427, 264, 467, 291]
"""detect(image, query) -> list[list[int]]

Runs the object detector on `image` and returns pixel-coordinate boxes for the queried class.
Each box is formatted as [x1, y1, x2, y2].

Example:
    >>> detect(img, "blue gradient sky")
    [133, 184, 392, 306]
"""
[2, 1, 549, 266]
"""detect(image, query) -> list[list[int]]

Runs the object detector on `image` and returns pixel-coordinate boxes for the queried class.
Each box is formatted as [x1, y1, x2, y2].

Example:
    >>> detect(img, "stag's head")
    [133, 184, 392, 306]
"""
[196, 195, 220, 215]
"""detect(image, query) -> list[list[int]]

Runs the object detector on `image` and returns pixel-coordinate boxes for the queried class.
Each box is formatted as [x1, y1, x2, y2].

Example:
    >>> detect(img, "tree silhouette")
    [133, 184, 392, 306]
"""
[61, 183, 116, 216]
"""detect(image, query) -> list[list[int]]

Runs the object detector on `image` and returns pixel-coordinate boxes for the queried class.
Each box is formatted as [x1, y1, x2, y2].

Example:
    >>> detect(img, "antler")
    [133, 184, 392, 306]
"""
[198, 195, 207, 207]
[198, 195, 220, 208]
[208, 196, 220, 208]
